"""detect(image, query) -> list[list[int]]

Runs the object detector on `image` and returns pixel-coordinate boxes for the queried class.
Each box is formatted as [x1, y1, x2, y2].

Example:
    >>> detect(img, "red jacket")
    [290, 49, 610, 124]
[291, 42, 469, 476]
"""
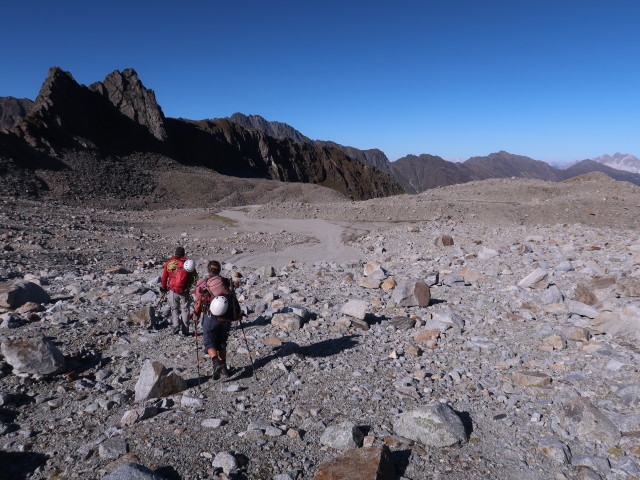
[161, 255, 186, 290]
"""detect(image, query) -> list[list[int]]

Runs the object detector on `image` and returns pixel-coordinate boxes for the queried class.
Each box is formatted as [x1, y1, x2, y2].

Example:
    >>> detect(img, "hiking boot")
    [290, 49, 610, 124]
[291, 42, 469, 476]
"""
[171, 325, 181, 335]
[220, 362, 230, 378]
[211, 358, 222, 380]
[180, 328, 189, 337]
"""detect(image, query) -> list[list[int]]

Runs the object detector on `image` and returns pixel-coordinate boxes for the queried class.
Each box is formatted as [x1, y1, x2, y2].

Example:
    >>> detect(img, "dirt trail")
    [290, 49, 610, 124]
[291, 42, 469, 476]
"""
[219, 207, 368, 267]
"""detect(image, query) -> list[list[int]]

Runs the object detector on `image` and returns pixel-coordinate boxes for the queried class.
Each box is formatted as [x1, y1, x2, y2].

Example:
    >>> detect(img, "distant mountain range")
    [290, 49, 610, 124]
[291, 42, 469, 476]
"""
[225, 114, 640, 191]
[1, 67, 639, 203]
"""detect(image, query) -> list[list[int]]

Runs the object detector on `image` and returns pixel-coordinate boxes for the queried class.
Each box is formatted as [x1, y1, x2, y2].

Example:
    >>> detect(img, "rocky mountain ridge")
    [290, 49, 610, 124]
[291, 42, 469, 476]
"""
[0, 68, 402, 203]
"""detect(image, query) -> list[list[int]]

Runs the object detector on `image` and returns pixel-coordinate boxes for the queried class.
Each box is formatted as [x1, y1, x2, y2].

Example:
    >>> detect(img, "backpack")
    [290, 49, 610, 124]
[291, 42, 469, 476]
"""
[206, 275, 232, 297]
[206, 275, 237, 320]
[168, 260, 190, 294]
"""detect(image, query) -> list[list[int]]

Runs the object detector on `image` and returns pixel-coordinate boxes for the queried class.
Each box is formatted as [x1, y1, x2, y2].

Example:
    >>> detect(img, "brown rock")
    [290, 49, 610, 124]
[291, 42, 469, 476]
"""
[359, 277, 381, 289]
[313, 446, 396, 480]
[105, 266, 129, 274]
[380, 278, 396, 291]
[618, 278, 640, 297]
[414, 329, 441, 343]
[263, 336, 283, 347]
[574, 283, 598, 305]
[513, 371, 551, 387]
[434, 235, 454, 247]
[542, 334, 566, 350]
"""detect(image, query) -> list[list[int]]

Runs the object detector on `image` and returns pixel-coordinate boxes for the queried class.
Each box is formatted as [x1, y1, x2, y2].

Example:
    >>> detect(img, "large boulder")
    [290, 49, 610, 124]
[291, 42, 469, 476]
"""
[391, 281, 430, 307]
[103, 462, 169, 480]
[560, 397, 621, 446]
[271, 312, 303, 331]
[340, 300, 368, 320]
[313, 445, 396, 480]
[0, 280, 50, 309]
[134, 360, 187, 402]
[393, 403, 467, 447]
[320, 421, 364, 451]
[1, 336, 65, 376]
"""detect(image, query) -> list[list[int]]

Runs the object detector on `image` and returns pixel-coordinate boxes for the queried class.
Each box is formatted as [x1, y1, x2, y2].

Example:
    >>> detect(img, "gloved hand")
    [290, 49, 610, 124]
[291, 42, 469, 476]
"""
[160, 287, 167, 294]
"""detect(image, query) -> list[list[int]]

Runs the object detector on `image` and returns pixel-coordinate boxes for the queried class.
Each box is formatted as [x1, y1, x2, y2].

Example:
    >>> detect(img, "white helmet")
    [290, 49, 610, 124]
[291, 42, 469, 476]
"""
[210, 296, 229, 316]
[183, 259, 195, 273]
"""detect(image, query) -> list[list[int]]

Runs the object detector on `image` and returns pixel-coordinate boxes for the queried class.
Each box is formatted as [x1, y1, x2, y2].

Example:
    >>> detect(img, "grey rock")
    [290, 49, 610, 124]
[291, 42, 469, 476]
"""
[255, 266, 275, 278]
[393, 403, 467, 447]
[320, 421, 364, 451]
[616, 383, 640, 407]
[538, 437, 572, 464]
[517, 268, 548, 288]
[120, 406, 159, 426]
[103, 462, 168, 480]
[340, 300, 368, 320]
[212, 451, 238, 474]
[134, 360, 187, 402]
[566, 300, 599, 319]
[571, 456, 610, 476]
[560, 397, 621, 445]
[540, 285, 564, 304]
[1, 336, 65, 376]
[99, 436, 128, 460]
[271, 312, 303, 331]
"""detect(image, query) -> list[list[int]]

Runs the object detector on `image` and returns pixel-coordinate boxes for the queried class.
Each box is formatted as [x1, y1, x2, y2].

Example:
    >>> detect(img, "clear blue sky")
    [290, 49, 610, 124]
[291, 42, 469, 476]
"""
[2, 0, 639, 162]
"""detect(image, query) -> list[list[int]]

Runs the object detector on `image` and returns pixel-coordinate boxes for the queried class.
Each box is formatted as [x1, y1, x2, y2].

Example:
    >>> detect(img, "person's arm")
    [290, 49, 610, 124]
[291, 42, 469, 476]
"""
[160, 262, 169, 291]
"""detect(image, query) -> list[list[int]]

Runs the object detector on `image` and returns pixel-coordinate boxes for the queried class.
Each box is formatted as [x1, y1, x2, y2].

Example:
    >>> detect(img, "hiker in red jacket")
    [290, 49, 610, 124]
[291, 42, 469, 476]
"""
[161, 247, 197, 335]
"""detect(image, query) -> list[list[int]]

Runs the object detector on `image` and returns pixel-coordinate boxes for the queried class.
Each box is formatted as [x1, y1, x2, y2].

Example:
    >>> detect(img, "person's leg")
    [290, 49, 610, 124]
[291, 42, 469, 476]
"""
[168, 291, 180, 333]
[218, 322, 231, 376]
[178, 293, 190, 334]
[202, 315, 223, 378]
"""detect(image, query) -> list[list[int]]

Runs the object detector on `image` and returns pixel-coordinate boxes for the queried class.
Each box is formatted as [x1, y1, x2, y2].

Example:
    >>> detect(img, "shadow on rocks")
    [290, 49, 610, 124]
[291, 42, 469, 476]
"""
[429, 298, 447, 306]
[299, 335, 360, 358]
[455, 409, 474, 438]
[238, 315, 270, 328]
[390, 449, 411, 478]
[232, 335, 361, 381]
[0, 451, 48, 480]
[154, 465, 181, 479]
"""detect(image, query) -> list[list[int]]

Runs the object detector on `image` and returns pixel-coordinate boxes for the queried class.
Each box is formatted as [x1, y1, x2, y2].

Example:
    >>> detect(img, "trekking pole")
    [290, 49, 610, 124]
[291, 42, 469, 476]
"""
[237, 315, 258, 380]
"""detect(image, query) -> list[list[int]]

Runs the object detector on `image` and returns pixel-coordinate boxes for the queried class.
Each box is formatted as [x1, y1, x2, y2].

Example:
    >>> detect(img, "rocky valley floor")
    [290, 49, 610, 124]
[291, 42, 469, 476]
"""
[1, 174, 640, 480]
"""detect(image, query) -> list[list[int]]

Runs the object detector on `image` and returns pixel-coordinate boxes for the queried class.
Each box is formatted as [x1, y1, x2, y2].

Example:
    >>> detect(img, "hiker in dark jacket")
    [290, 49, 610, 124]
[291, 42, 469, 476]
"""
[193, 260, 240, 379]
[161, 247, 197, 336]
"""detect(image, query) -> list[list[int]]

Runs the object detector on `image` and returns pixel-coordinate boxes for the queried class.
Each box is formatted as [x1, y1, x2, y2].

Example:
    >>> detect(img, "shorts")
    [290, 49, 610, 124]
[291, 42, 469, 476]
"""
[202, 313, 231, 352]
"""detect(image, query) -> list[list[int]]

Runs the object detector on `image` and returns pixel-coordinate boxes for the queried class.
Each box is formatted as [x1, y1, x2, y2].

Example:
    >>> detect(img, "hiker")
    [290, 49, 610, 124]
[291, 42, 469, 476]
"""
[161, 247, 198, 336]
[192, 260, 240, 379]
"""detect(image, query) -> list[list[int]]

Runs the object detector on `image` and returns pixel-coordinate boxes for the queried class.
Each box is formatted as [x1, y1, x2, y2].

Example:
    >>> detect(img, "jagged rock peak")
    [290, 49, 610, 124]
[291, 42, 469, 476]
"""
[90, 68, 167, 141]
[33, 67, 80, 110]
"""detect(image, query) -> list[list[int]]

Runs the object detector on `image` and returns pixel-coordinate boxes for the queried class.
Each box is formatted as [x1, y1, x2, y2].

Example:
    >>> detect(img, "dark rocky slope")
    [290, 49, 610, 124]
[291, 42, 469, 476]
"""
[1, 68, 402, 203]
[0, 97, 33, 133]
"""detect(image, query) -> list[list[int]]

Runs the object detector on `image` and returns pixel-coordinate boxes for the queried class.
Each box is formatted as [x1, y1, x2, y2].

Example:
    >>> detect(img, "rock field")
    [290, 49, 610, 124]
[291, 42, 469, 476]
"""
[1, 174, 640, 480]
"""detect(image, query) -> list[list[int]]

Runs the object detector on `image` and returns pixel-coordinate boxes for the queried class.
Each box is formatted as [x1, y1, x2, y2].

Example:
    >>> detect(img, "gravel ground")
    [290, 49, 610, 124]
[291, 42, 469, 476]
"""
[1, 173, 640, 480]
